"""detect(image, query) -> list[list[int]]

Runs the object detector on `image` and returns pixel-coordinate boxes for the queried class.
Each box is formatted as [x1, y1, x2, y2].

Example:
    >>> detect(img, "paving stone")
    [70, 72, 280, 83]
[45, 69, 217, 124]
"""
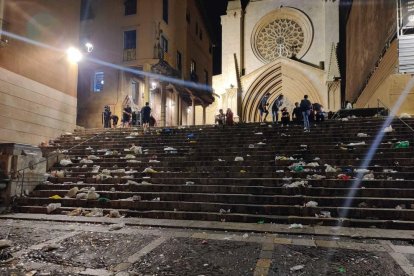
[292, 238, 316, 247]
[392, 245, 414, 254]
[315, 239, 338, 248]
[270, 244, 406, 275]
[256, 258, 272, 268]
[273, 237, 292, 244]
[129, 237, 260, 275]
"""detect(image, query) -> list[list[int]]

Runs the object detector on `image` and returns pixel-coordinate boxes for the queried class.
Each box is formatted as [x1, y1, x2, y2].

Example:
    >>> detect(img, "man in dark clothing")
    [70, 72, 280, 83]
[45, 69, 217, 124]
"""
[141, 102, 152, 132]
[292, 102, 302, 124]
[122, 104, 132, 127]
[271, 94, 284, 124]
[102, 105, 111, 128]
[258, 92, 270, 122]
[300, 95, 312, 132]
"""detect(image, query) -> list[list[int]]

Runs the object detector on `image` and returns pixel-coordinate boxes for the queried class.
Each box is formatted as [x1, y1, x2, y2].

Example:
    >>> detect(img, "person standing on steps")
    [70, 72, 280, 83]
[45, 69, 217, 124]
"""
[141, 102, 152, 132]
[226, 108, 234, 126]
[300, 95, 312, 132]
[122, 104, 132, 127]
[271, 94, 284, 124]
[292, 102, 302, 125]
[258, 92, 270, 122]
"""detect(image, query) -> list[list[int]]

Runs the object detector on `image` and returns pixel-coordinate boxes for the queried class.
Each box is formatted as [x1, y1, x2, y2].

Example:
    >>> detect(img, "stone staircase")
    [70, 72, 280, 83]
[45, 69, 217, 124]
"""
[14, 118, 414, 229]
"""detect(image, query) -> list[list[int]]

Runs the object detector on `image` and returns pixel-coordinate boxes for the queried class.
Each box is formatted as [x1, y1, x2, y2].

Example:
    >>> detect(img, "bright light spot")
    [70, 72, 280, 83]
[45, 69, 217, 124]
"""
[151, 81, 158, 89]
[409, 15, 414, 22]
[66, 47, 83, 63]
[187, 107, 191, 113]
[85, 42, 94, 53]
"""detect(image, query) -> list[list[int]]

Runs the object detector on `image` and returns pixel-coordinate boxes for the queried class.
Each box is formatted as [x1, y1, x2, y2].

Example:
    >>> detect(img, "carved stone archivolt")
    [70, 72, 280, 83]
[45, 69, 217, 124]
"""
[251, 7, 313, 63]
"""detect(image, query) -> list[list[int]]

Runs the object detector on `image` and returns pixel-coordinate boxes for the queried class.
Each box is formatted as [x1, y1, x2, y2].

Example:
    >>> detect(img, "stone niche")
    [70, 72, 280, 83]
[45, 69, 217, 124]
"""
[0, 143, 46, 210]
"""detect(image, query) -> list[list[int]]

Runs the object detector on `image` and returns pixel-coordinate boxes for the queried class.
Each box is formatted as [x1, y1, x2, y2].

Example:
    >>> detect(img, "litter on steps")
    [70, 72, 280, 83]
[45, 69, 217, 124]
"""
[130, 144, 143, 154]
[283, 181, 309, 188]
[288, 223, 303, 229]
[46, 203, 61, 214]
[234, 157, 244, 162]
[66, 187, 79, 198]
[59, 158, 72, 166]
[357, 133, 369, 137]
[143, 167, 157, 173]
[382, 125, 393, 133]
[305, 201, 318, 208]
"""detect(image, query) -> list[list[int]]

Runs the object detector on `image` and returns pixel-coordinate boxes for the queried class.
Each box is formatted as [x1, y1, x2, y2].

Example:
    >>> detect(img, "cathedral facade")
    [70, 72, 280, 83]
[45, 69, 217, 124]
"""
[212, 0, 341, 122]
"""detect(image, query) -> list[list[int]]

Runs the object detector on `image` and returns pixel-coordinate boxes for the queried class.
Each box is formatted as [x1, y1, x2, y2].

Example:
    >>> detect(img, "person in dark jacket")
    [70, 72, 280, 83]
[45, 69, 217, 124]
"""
[292, 102, 302, 125]
[300, 95, 312, 132]
[271, 94, 284, 124]
[141, 102, 152, 132]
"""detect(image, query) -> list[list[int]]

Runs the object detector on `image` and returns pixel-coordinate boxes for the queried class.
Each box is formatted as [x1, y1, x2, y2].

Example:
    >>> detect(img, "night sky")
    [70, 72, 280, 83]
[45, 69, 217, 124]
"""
[201, 0, 250, 75]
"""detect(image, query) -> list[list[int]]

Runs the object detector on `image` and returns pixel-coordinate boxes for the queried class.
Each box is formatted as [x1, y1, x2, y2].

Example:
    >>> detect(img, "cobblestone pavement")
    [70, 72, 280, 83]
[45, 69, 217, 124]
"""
[0, 216, 413, 276]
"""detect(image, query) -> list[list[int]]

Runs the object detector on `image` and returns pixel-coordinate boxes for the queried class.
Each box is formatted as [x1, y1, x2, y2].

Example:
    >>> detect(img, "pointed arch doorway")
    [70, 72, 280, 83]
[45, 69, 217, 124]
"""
[242, 58, 325, 122]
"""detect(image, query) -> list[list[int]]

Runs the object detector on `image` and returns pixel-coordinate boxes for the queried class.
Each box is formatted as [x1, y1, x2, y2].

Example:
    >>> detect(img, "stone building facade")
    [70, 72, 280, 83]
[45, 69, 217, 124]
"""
[212, 0, 341, 123]
[345, 0, 414, 115]
[0, 0, 81, 145]
[77, 0, 214, 128]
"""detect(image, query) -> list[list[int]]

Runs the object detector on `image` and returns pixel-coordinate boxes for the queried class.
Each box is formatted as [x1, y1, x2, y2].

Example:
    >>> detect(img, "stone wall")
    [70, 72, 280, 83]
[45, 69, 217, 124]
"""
[345, 0, 397, 102]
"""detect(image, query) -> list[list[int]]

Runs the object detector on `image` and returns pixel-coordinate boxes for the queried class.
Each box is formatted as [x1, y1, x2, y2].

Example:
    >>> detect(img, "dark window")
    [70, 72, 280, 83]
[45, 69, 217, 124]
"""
[195, 22, 198, 35]
[176, 51, 182, 72]
[200, 30, 203, 40]
[80, 0, 94, 20]
[190, 60, 196, 74]
[93, 72, 104, 92]
[124, 30, 136, 49]
[186, 11, 191, 23]
[163, 0, 169, 23]
[124, 0, 137, 16]
[209, 44, 212, 54]
[161, 36, 168, 53]
[204, 69, 208, 85]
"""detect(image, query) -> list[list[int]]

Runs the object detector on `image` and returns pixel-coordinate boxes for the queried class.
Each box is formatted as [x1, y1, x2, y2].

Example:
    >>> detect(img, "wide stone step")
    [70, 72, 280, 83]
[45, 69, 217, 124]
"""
[16, 197, 414, 221]
[16, 206, 414, 230]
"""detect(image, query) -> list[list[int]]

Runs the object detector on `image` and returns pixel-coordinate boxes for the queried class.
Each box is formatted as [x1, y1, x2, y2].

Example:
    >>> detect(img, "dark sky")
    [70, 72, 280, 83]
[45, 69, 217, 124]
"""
[201, 0, 249, 75]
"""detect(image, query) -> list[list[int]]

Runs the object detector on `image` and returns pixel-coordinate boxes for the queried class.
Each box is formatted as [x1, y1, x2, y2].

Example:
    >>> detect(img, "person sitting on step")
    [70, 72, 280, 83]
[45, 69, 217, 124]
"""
[281, 107, 290, 127]
[215, 109, 226, 126]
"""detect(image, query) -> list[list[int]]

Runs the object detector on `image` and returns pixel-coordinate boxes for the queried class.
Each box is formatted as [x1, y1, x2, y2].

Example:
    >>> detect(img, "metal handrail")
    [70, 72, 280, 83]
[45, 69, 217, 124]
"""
[377, 98, 414, 133]
[8, 128, 111, 197]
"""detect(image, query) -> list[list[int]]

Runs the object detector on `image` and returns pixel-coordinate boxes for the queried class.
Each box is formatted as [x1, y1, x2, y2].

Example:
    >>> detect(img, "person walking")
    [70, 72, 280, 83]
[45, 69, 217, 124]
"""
[141, 102, 152, 132]
[258, 93, 270, 122]
[300, 95, 312, 132]
[271, 94, 284, 124]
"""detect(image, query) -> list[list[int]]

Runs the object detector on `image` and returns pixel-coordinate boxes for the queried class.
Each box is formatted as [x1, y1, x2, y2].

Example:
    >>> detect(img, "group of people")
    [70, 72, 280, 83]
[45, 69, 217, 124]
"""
[215, 108, 234, 126]
[103, 102, 155, 131]
[259, 93, 324, 132]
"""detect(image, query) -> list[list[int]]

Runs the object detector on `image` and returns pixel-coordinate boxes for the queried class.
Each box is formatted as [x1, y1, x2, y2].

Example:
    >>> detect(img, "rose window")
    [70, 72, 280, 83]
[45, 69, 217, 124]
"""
[256, 19, 305, 62]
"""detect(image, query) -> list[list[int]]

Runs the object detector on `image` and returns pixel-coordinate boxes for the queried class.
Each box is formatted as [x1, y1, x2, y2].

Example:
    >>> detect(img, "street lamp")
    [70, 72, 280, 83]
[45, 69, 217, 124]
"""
[66, 47, 83, 63]
[85, 42, 94, 53]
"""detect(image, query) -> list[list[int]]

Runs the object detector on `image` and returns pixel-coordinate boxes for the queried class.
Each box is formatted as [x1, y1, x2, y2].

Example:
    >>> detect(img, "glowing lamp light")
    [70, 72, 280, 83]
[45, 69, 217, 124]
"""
[85, 42, 94, 53]
[66, 47, 83, 63]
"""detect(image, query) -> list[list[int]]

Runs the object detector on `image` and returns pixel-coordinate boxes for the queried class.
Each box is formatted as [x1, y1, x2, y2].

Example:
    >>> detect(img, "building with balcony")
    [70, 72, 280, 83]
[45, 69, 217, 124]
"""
[0, 0, 81, 145]
[77, 0, 214, 128]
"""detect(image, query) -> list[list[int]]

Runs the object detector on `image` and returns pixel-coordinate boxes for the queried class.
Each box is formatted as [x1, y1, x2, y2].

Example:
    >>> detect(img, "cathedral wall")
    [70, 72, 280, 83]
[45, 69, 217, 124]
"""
[345, 0, 397, 102]
[244, 0, 336, 75]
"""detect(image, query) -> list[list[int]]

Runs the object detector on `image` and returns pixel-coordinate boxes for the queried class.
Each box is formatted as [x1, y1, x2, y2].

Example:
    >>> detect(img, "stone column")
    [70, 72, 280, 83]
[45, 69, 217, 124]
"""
[160, 84, 166, 127]
[175, 92, 180, 126]
[179, 97, 183, 126]
[191, 96, 196, 126]
[143, 63, 151, 104]
[202, 105, 207, 125]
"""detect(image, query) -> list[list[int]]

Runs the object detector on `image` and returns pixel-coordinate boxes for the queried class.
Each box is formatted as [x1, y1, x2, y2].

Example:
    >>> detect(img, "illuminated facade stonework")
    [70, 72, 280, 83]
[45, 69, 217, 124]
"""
[211, 0, 341, 123]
